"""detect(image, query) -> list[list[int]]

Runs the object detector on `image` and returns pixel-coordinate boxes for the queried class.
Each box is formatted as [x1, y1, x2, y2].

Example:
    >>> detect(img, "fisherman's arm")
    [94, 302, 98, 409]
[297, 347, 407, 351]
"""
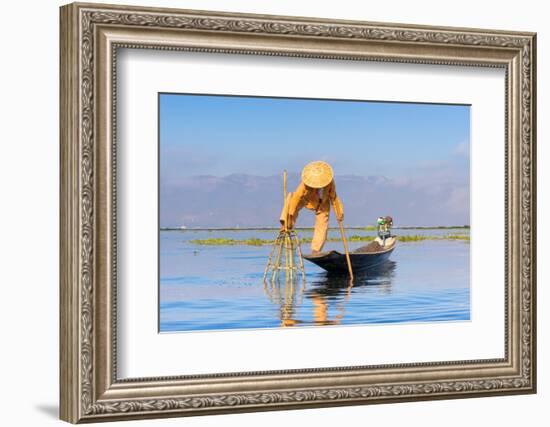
[328, 181, 344, 222]
[333, 195, 344, 222]
[284, 182, 307, 229]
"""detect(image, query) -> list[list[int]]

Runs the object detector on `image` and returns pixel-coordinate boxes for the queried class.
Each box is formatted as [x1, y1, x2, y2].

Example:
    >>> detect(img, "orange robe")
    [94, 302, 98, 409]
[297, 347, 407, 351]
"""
[280, 180, 343, 252]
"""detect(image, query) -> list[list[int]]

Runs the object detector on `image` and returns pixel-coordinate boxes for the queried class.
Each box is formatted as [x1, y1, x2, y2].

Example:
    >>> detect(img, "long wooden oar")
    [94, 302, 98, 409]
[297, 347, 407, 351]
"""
[337, 219, 354, 282]
[332, 201, 354, 282]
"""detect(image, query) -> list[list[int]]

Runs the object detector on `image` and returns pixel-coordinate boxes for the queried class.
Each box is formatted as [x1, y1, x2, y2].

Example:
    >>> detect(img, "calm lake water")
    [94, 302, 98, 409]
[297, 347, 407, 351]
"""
[159, 228, 470, 332]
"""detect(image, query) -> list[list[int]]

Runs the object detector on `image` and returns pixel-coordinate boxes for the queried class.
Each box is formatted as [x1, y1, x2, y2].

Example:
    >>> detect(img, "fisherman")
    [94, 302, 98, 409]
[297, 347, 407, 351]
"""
[376, 216, 392, 243]
[279, 161, 344, 254]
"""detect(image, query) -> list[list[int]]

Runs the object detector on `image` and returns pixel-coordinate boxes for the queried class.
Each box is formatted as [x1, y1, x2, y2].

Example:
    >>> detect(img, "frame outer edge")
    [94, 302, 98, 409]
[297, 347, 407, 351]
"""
[518, 34, 536, 392]
[529, 33, 537, 393]
[60, 3, 81, 424]
[60, 2, 537, 422]
[68, 1, 536, 36]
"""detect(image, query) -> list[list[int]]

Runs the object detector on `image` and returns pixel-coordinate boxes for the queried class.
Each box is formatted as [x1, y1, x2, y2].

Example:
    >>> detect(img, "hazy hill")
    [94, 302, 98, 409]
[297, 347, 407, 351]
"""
[160, 172, 469, 228]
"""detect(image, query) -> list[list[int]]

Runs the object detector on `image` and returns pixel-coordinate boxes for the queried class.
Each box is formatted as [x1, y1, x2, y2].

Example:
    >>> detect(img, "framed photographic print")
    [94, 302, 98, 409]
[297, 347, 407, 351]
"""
[59, 2, 537, 423]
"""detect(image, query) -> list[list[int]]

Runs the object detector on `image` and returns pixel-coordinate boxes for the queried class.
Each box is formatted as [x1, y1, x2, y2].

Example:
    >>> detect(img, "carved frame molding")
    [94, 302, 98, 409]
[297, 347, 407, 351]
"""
[60, 2, 536, 423]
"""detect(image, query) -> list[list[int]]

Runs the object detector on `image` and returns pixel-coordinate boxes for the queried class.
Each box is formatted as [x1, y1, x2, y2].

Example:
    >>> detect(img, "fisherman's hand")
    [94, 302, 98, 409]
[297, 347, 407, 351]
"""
[287, 215, 296, 229]
[280, 220, 293, 231]
[337, 212, 344, 222]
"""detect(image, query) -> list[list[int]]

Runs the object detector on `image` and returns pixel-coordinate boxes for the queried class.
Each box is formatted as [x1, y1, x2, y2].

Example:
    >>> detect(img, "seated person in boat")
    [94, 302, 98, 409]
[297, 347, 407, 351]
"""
[375, 216, 395, 247]
[279, 161, 343, 254]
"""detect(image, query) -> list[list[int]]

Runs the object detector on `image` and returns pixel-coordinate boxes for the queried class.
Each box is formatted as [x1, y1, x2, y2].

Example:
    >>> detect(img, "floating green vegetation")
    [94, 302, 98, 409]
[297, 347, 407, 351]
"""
[396, 235, 430, 242]
[396, 225, 470, 230]
[189, 233, 469, 246]
[189, 237, 272, 246]
[445, 234, 471, 241]
[394, 234, 470, 242]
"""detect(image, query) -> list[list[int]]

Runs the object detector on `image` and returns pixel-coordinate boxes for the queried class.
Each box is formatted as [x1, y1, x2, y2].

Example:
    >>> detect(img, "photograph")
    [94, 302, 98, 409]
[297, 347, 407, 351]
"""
[159, 93, 471, 332]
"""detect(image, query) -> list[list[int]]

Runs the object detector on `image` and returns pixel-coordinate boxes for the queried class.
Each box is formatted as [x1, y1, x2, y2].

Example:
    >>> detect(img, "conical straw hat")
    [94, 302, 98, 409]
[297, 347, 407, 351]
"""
[301, 161, 334, 188]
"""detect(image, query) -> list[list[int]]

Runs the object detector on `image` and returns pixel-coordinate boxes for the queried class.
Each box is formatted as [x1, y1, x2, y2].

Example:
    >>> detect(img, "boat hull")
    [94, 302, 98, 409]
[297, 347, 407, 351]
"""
[303, 244, 395, 274]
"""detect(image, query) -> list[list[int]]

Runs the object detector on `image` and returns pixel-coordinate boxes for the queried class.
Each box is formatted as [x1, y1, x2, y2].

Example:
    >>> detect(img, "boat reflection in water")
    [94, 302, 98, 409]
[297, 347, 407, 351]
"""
[263, 261, 397, 327]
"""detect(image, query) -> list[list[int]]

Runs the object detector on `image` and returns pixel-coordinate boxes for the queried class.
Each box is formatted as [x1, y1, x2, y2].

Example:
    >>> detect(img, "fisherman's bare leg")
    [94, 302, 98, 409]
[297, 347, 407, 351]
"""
[311, 205, 330, 252]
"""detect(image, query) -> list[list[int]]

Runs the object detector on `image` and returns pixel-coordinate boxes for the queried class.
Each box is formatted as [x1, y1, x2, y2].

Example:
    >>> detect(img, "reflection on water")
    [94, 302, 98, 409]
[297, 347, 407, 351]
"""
[159, 230, 470, 332]
[264, 262, 397, 327]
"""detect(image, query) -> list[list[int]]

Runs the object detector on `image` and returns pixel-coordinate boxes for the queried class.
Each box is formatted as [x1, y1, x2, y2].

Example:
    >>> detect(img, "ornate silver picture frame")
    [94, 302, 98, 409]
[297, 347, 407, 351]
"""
[60, 2, 536, 423]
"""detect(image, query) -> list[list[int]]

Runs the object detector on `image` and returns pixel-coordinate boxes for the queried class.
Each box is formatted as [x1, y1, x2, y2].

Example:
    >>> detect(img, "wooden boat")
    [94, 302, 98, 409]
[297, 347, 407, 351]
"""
[303, 239, 396, 274]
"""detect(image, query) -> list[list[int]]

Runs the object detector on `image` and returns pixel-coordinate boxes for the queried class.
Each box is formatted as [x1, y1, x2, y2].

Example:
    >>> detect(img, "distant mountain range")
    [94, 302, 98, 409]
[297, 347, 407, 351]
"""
[160, 172, 469, 228]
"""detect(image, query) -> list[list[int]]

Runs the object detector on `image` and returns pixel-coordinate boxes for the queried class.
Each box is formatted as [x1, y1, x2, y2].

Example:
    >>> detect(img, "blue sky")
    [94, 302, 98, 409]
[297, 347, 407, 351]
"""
[159, 93, 470, 227]
[160, 93, 469, 179]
